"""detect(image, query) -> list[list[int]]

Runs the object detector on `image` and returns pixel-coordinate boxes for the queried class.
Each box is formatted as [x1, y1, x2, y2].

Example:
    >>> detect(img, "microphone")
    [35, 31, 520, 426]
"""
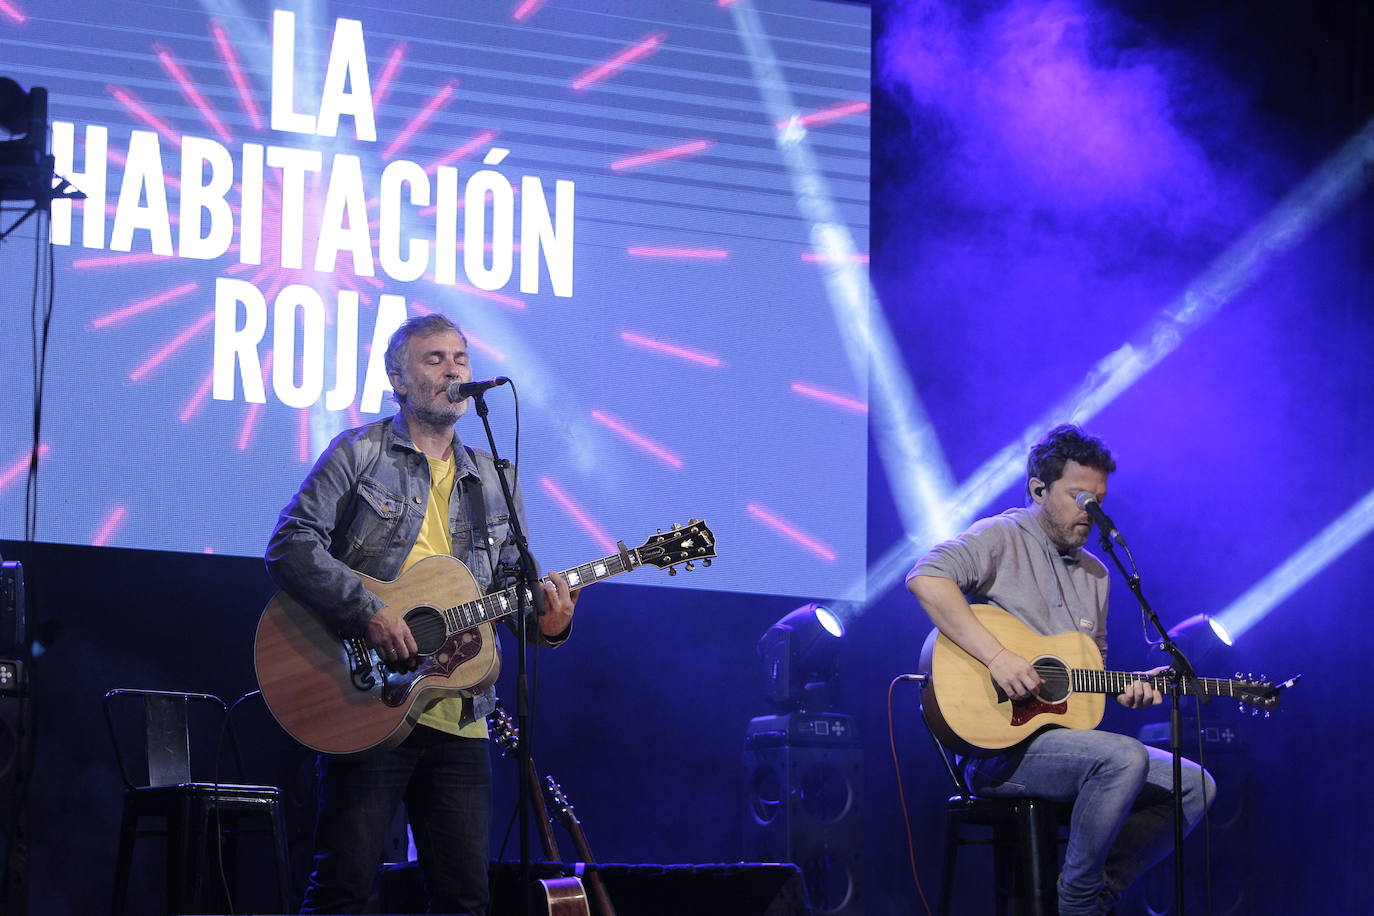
[446, 376, 510, 402]
[1075, 491, 1127, 547]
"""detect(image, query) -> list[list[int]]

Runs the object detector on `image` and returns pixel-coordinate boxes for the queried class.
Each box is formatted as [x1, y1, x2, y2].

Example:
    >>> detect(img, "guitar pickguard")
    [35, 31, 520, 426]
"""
[1007, 698, 1068, 726]
[379, 628, 486, 707]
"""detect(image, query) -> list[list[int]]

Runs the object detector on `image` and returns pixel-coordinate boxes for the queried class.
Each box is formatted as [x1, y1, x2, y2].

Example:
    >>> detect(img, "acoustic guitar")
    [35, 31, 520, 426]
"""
[490, 703, 591, 916]
[254, 520, 715, 754]
[919, 604, 1295, 756]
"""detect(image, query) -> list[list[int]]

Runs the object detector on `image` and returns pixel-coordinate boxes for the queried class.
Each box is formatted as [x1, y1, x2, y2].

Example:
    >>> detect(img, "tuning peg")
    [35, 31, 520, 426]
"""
[703, 558, 712, 567]
[690, 517, 700, 524]
[667, 566, 677, 576]
[671, 522, 680, 531]
[685, 561, 695, 571]
[1263, 710, 1271, 719]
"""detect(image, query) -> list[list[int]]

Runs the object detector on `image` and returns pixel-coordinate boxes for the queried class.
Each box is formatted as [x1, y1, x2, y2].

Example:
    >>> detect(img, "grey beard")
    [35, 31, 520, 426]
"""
[409, 397, 467, 429]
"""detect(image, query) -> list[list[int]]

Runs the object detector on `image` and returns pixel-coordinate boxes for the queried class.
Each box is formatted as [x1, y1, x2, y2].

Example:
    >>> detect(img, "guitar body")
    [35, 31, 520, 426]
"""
[254, 554, 501, 754]
[919, 604, 1106, 756]
[538, 877, 591, 916]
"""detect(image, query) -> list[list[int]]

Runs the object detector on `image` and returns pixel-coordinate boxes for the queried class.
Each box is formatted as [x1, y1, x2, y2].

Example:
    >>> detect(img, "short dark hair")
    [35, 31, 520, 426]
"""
[385, 314, 467, 403]
[1026, 423, 1116, 496]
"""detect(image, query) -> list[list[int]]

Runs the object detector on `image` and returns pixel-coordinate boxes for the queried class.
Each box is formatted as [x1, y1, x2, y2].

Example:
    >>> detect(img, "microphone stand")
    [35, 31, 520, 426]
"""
[1096, 530, 1205, 916]
[470, 388, 547, 916]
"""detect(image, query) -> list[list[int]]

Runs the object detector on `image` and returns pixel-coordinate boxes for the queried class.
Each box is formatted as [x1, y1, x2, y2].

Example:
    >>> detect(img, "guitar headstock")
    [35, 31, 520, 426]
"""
[1233, 672, 1300, 716]
[634, 519, 716, 576]
[488, 701, 519, 754]
[543, 774, 576, 821]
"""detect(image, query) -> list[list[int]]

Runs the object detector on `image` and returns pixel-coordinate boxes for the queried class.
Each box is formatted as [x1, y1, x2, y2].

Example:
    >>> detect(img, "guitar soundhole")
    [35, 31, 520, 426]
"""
[404, 606, 447, 655]
[1034, 656, 1071, 703]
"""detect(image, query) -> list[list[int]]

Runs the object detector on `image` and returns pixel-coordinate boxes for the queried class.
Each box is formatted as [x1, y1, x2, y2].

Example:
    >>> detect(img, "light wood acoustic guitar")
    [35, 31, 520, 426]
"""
[919, 604, 1293, 756]
[254, 520, 715, 754]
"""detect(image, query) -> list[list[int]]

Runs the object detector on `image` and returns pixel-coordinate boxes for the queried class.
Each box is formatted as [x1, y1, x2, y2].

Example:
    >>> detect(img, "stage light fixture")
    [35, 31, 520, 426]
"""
[1165, 612, 1237, 674]
[0, 76, 49, 199]
[758, 603, 846, 713]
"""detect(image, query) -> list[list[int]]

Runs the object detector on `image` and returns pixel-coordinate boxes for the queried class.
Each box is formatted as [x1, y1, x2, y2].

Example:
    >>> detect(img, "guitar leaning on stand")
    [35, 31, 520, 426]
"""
[491, 703, 616, 916]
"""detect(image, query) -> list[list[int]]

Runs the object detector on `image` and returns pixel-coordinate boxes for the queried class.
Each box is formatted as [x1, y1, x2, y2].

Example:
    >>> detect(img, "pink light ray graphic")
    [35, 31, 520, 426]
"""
[237, 405, 263, 452]
[108, 85, 183, 149]
[619, 331, 723, 367]
[747, 503, 836, 562]
[465, 333, 507, 362]
[540, 477, 616, 554]
[91, 506, 129, 547]
[426, 129, 500, 175]
[382, 81, 459, 160]
[296, 406, 310, 463]
[91, 281, 198, 328]
[626, 247, 728, 260]
[802, 251, 869, 264]
[572, 31, 667, 92]
[511, 0, 547, 22]
[236, 351, 274, 452]
[0, 444, 49, 494]
[129, 311, 215, 382]
[106, 145, 181, 190]
[210, 20, 263, 130]
[179, 372, 215, 423]
[372, 43, 407, 111]
[155, 43, 233, 145]
[347, 402, 363, 429]
[72, 251, 177, 269]
[0, 0, 26, 25]
[777, 99, 870, 131]
[611, 139, 712, 173]
[790, 381, 868, 414]
[590, 410, 684, 469]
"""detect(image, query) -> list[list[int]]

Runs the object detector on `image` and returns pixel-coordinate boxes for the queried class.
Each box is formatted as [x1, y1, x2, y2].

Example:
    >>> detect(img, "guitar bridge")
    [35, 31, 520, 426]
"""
[344, 637, 377, 690]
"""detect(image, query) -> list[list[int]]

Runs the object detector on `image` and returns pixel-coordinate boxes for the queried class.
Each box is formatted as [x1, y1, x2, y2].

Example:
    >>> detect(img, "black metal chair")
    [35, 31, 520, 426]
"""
[919, 699, 1072, 916]
[103, 688, 291, 916]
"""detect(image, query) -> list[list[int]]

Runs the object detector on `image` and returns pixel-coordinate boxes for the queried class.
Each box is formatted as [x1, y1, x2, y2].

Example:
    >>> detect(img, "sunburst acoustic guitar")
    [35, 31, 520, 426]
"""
[255, 520, 715, 754]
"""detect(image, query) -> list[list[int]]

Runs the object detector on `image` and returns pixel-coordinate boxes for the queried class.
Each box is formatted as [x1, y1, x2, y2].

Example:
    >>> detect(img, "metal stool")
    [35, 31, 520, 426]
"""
[920, 701, 1071, 915]
[104, 689, 291, 915]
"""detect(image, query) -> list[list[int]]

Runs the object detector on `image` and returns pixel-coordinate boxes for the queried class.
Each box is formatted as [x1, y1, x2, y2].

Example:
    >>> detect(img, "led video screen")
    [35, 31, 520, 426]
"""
[0, 0, 869, 598]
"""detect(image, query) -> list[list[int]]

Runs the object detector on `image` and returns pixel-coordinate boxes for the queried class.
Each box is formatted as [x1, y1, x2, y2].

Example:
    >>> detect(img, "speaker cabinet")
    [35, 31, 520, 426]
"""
[743, 715, 862, 916]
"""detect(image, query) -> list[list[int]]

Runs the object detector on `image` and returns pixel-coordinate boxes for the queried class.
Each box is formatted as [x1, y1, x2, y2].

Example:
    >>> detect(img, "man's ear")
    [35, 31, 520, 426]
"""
[1029, 477, 1047, 502]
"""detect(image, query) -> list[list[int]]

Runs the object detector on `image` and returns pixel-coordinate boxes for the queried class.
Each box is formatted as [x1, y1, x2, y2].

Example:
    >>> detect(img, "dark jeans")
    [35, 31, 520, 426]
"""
[300, 726, 492, 915]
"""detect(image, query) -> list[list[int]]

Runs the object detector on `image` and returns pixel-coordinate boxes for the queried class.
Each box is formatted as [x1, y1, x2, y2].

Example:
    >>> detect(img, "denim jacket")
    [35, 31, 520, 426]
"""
[264, 413, 559, 723]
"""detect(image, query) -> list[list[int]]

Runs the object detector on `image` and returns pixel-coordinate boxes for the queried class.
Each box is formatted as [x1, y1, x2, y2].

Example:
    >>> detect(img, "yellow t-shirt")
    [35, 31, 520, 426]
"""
[406, 452, 488, 740]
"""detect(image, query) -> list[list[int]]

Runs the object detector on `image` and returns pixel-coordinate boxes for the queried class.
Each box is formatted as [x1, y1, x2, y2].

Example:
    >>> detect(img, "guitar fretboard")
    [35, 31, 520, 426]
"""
[1070, 669, 1252, 698]
[438, 549, 638, 632]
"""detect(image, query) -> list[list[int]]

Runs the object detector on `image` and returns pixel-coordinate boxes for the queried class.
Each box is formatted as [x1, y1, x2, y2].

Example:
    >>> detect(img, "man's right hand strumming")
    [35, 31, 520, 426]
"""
[366, 607, 418, 666]
[986, 647, 1043, 701]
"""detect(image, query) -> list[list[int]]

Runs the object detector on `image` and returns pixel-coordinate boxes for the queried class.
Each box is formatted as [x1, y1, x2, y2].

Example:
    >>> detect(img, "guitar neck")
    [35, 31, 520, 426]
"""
[440, 549, 638, 632]
[1073, 669, 1244, 698]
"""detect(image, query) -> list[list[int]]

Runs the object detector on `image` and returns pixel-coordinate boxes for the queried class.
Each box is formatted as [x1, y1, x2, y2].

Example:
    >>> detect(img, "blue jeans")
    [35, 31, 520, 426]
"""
[300, 727, 492, 915]
[964, 728, 1215, 916]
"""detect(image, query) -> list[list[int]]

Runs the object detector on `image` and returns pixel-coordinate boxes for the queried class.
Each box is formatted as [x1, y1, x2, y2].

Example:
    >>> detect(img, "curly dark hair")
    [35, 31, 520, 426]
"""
[1026, 423, 1116, 497]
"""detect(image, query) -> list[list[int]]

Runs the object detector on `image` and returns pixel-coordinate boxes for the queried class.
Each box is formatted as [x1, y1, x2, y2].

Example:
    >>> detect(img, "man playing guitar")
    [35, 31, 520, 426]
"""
[908, 424, 1214, 916]
[265, 314, 578, 914]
